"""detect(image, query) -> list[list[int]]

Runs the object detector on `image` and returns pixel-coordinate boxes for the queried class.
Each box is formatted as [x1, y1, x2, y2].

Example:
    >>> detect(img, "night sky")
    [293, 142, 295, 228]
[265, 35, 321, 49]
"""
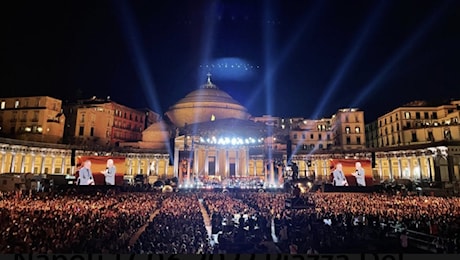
[1, 0, 459, 122]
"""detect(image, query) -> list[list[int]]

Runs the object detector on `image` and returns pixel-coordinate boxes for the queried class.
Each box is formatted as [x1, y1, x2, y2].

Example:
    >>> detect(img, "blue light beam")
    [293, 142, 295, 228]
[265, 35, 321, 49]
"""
[350, 0, 453, 108]
[311, 0, 387, 120]
[114, 0, 171, 152]
[245, 1, 325, 113]
[196, 0, 219, 87]
[114, 0, 162, 115]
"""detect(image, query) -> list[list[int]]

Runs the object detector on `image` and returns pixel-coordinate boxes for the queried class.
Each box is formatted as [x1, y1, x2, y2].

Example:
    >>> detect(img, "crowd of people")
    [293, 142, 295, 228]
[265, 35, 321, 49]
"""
[1, 186, 459, 254]
[131, 193, 213, 254]
[0, 190, 162, 253]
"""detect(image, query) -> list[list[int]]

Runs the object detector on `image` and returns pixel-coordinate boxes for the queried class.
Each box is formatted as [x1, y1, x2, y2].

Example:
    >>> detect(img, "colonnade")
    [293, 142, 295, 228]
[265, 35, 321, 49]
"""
[0, 143, 171, 178]
[1, 139, 456, 184]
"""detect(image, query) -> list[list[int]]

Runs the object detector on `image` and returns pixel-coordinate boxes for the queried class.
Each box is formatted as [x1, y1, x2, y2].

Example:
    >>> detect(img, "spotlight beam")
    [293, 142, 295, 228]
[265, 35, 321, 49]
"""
[292, 0, 387, 157]
[263, 0, 275, 117]
[194, 1, 219, 135]
[350, 0, 453, 108]
[197, 0, 219, 86]
[114, 0, 170, 153]
[114, 0, 162, 115]
[244, 1, 324, 113]
[311, 0, 387, 120]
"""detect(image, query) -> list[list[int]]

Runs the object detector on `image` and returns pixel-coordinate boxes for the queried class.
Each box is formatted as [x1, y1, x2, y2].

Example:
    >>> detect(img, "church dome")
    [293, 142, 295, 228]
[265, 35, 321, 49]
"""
[165, 74, 251, 127]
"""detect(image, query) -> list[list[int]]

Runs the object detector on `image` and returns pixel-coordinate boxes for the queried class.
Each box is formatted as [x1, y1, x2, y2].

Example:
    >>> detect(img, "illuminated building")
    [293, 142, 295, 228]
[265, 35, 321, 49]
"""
[63, 96, 159, 146]
[0, 96, 65, 143]
[331, 108, 366, 150]
[368, 99, 460, 148]
[365, 99, 460, 184]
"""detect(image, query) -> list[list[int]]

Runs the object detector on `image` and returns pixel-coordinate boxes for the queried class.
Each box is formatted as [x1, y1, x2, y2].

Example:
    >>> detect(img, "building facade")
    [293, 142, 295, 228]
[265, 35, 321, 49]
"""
[63, 97, 159, 147]
[368, 99, 460, 148]
[0, 96, 65, 143]
[252, 108, 366, 155]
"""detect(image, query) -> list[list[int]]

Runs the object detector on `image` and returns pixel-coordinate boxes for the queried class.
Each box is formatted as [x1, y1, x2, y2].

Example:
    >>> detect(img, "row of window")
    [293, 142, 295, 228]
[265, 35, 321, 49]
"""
[296, 136, 362, 148]
[291, 126, 361, 140]
[114, 109, 144, 123]
[292, 133, 332, 140]
[380, 118, 459, 136]
[0, 100, 58, 110]
[79, 110, 145, 124]
[4, 125, 44, 134]
[113, 120, 143, 132]
[288, 136, 362, 147]
[345, 126, 361, 134]
[300, 143, 333, 150]
[345, 136, 361, 145]
[377, 129, 452, 146]
[343, 115, 361, 123]
[78, 126, 141, 141]
[380, 111, 439, 126]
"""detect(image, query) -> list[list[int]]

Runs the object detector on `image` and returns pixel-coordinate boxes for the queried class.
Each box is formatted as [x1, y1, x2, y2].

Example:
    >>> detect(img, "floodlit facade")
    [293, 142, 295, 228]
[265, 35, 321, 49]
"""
[368, 99, 460, 148]
[0, 96, 65, 143]
[63, 97, 159, 146]
[365, 99, 460, 188]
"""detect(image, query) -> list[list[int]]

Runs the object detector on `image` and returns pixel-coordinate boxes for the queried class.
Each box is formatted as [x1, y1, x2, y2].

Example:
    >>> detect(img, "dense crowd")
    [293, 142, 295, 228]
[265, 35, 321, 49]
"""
[0, 187, 459, 254]
[0, 190, 162, 253]
[131, 193, 213, 254]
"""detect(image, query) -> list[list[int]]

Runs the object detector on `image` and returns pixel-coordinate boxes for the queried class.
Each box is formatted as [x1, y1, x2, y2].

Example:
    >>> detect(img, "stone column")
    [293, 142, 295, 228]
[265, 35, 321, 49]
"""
[397, 157, 402, 179]
[0, 152, 6, 173]
[20, 153, 26, 173]
[225, 150, 229, 178]
[417, 156, 423, 180]
[187, 159, 191, 182]
[164, 157, 169, 178]
[173, 148, 179, 178]
[50, 155, 56, 174]
[215, 149, 220, 176]
[270, 159, 275, 184]
[137, 157, 141, 174]
[194, 149, 199, 176]
[388, 157, 393, 180]
[323, 159, 328, 179]
[235, 149, 239, 177]
[425, 156, 432, 181]
[204, 148, 209, 176]
[9, 152, 17, 173]
[253, 158, 257, 177]
[61, 154, 66, 174]
[245, 148, 249, 177]
[155, 158, 159, 176]
[314, 159, 319, 179]
[127, 158, 132, 175]
[30, 153, 36, 174]
[378, 157, 383, 180]
[40, 154, 46, 174]
[264, 160, 268, 182]
[407, 156, 412, 179]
